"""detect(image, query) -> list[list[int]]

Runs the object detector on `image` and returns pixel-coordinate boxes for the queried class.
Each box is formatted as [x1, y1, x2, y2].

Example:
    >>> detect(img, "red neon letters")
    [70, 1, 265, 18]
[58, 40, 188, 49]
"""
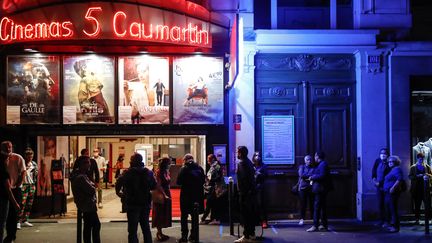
[0, 6, 210, 47]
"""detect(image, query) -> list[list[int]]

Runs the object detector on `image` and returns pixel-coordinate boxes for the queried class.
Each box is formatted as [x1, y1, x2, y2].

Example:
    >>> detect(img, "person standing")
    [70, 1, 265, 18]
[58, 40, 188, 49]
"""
[234, 146, 257, 243]
[409, 153, 432, 224]
[201, 154, 223, 225]
[116, 153, 156, 243]
[176, 154, 205, 243]
[92, 148, 106, 208]
[152, 157, 172, 241]
[1, 141, 26, 243]
[371, 148, 391, 227]
[71, 156, 101, 243]
[153, 79, 166, 106]
[0, 146, 20, 243]
[253, 151, 269, 228]
[384, 156, 404, 233]
[298, 155, 315, 226]
[307, 151, 331, 232]
[18, 148, 38, 229]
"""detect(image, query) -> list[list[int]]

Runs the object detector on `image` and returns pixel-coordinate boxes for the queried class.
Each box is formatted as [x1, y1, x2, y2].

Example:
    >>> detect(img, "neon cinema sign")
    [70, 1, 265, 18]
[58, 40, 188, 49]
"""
[0, 5, 211, 47]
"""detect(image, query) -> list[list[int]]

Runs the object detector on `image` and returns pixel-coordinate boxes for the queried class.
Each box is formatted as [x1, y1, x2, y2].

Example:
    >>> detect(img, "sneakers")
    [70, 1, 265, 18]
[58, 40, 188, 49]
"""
[17, 222, 21, 230]
[234, 235, 251, 242]
[208, 220, 220, 225]
[387, 226, 399, 233]
[318, 225, 328, 231]
[298, 219, 304, 226]
[98, 202, 103, 208]
[306, 226, 318, 232]
[22, 221, 33, 227]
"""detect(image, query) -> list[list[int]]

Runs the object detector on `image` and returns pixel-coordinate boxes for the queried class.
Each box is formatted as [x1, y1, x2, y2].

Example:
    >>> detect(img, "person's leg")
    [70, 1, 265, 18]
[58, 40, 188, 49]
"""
[391, 194, 400, 229]
[414, 194, 422, 222]
[307, 190, 314, 219]
[91, 212, 101, 243]
[313, 193, 321, 228]
[127, 207, 140, 243]
[377, 188, 386, 224]
[299, 190, 307, 219]
[5, 188, 21, 241]
[201, 195, 212, 221]
[320, 193, 328, 228]
[82, 212, 92, 243]
[0, 198, 9, 243]
[98, 178, 103, 206]
[138, 207, 152, 243]
[180, 210, 189, 240]
[18, 184, 29, 223]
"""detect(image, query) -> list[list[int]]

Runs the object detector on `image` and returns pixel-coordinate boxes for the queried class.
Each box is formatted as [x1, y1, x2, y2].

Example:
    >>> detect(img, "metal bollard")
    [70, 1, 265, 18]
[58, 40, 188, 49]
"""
[192, 202, 200, 243]
[424, 176, 430, 235]
[228, 176, 234, 236]
[77, 209, 82, 243]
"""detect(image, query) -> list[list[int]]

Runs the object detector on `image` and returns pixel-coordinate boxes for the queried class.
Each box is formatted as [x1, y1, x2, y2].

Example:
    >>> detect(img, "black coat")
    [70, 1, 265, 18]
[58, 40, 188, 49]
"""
[177, 161, 205, 214]
[236, 157, 256, 196]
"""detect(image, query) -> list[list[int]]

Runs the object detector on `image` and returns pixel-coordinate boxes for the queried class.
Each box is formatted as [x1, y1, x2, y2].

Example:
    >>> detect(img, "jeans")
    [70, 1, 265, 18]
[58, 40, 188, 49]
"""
[299, 188, 314, 219]
[201, 193, 217, 221]
[385, 192, 400, 228]
[313, 192, 328, 228]
[127, 206, 152, 243]
[4, 188, 21, 242]
[0, 197, 9, 243]
[413, 189, 430, 221]
[83, 211, 101, 243]
[376, 187, 387, 223]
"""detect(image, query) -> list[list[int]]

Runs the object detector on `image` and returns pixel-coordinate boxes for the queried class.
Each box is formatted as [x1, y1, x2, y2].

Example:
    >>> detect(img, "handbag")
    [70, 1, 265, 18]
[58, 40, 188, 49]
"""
[291, 181, 300, 195]
[151, 189, 165, 204]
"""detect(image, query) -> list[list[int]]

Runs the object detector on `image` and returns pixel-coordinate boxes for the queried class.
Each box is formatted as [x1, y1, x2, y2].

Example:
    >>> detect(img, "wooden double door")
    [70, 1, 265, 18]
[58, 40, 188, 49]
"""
[255, 54, 357, 218]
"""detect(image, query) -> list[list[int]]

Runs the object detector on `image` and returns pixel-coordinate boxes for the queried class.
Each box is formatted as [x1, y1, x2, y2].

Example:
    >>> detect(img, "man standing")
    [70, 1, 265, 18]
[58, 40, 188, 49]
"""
[234, 146, 257, 243]
[153, 79, 166, 106]
[115, 153, 156, 243]
[1, 141, 26, 243]
[92, 148, 106, 208]
[176, 154, 205, 243]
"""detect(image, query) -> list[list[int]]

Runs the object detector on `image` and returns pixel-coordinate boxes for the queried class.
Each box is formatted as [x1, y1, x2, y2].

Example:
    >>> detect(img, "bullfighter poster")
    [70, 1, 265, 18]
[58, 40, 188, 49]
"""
[63, 55, 115, 124]
[173, 56, 224, 124]
[118, 56, 169, 124]
[6, 56, 60, 124]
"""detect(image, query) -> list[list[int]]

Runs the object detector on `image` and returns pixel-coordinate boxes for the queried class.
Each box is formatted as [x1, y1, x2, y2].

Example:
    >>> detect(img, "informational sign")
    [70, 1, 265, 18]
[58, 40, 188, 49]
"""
[213, 144, 227, 164]
[6, 56, 60, 124]
[173, 56, 224, 124]
[63, 55, 115, 124]
[262, 115, 295, 165]
[62, 106, 77, 124]
[118, 56, 169, 124]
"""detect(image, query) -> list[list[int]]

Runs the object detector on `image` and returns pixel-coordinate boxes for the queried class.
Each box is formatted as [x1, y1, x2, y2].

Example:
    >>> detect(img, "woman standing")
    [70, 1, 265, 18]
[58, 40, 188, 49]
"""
[383, 155, 404, 233]
[408, 153, 431, 224]
[253, 151, 268, 228]
[152, 157, 172, 241]
[18, 148, 38, 229]
[298, 155, 315, 226]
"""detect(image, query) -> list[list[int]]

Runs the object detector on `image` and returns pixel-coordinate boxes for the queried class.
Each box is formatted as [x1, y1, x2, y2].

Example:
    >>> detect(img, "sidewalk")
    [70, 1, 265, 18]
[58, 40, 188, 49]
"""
[15, 219, 432, 243]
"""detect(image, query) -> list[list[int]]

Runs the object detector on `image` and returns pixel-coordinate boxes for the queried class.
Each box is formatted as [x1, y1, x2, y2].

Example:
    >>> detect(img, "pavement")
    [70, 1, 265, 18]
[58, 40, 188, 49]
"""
[14, 219, 432, 243]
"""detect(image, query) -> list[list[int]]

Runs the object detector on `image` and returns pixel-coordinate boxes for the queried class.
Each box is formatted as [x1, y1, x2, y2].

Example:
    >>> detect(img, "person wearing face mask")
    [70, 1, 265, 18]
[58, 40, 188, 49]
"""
[92, 148, 107, 209]
[371, 148, 391, 228]
[409, 153, 432, 224]
[383, 156, 404, 233]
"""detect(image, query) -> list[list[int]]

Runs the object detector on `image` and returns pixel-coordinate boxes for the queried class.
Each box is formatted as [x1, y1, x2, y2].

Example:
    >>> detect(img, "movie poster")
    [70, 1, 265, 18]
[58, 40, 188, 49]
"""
[63, 55, 115, 124]
[6, 56, 60, 124]
[118, 56, 169, 124]
[173, 56, 224, 124]
[37, 136, 56, 196]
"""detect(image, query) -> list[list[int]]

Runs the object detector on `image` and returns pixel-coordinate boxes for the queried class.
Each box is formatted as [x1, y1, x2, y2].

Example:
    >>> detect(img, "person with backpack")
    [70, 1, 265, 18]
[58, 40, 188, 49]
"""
[115, 153, 156, 243]
[176, 154, 205, 243]
[307, 151, 331, 232]
[383, 155, 404, 233]
[409, 152, 432, 225]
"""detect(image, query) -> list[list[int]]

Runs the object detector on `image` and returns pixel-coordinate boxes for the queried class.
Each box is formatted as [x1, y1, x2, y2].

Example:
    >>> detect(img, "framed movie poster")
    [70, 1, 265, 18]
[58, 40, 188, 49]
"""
[118, 56, 169, 124]
[173, 56, 224, 124]
[6, 56, 60, 124]
[63, 55, 115, 124]
[213, 144, 227, 164]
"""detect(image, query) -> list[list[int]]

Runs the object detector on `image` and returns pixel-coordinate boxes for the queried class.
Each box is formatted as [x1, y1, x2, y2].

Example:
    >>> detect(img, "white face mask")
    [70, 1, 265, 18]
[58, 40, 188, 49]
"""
[93, 153, 99, 157]
[380, 154, 387, 160]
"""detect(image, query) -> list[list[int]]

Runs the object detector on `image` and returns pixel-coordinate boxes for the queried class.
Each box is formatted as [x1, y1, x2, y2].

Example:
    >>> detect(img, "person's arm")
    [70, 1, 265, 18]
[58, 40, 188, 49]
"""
[310, 162, 326, 181]
[80, 176, 96, 195]
[148, 170, 157, 191]
[371, 159, 379, 180]
[177, 167, 184, 186]
[16, 156, 26, 187]
[115, 173, 124, 197]
[5, 179, 20, 211]
[390, 167, 403, 194]
[93, 160, 100, 182]
[408, 166, 417, 180]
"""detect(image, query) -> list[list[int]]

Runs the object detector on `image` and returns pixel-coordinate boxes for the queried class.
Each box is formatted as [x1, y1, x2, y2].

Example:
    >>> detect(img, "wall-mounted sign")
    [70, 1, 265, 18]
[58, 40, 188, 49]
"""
[6, 56, 60, 124]
[262, 115, 295, 165]
[0, 3, 211, 48]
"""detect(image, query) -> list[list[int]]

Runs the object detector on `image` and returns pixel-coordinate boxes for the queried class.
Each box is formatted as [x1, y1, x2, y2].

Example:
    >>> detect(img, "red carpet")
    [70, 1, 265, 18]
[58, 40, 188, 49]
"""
[150, 188, 181, 217]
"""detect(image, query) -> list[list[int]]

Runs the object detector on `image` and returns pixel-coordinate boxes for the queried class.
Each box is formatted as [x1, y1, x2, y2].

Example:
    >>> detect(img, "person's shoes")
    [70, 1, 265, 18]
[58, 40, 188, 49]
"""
[298, 219, 304, 226]
[414, 220, 420, 225]
[208, 220, 220, 225]
[176, 237, 188, 243]
[249, 234, 256, 240]
[188, 235, 197, 243]
[306, 226, 318, 232]
[156, 232, 169, 241]
[387, 226, 399, 233]
[199, 220, 208, 225]
[22, 221, 33, 227]
[98, 202, 103, 208]
[234, 235, 250, 242]
[17, 222, 21, 230]
[382, 222, 390, 228]
[318, 225, 328, 231]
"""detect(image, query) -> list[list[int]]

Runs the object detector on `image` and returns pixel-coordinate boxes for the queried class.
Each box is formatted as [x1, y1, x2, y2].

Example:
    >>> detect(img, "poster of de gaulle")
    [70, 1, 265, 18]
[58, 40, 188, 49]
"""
[118, 56, 169, 124]
[173, 56, 224, 124]
[7, 56, 60, 124]
[63, 55, 115, 124]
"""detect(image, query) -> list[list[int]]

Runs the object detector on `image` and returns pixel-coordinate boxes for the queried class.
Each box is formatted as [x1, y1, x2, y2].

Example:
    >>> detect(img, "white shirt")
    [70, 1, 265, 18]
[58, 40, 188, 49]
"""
[93, 156, 107, 179]
[5, 152, 26, 188]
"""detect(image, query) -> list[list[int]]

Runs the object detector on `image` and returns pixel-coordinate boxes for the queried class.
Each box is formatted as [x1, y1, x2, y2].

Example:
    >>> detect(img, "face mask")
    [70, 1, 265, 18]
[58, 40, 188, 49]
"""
[380, 154, 387, 160]
[93, 153, 99, 157]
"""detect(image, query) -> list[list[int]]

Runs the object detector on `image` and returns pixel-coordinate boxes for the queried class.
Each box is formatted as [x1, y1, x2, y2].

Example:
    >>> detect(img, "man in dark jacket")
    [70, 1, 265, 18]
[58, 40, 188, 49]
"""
[371, 148, 391, 227]
[115, 153, 156, 243]
[73, 148, 100, 183]
[234, 146, 257, 243]
[307, 151, 331, 232]
[176, 154, 205, 243]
